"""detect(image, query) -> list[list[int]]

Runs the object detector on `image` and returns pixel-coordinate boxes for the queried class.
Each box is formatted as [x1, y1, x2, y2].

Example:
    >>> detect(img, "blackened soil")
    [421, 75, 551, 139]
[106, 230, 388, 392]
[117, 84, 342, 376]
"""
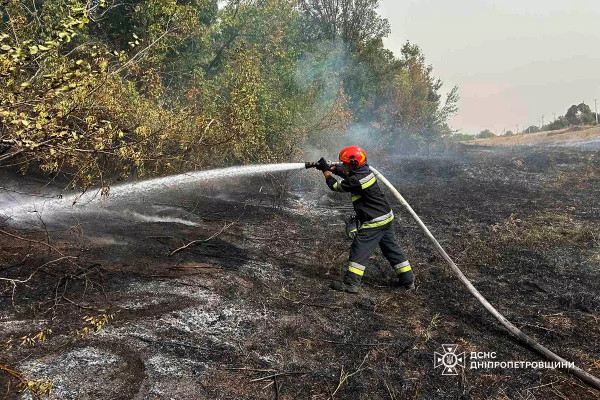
[1, 146, 599, 399]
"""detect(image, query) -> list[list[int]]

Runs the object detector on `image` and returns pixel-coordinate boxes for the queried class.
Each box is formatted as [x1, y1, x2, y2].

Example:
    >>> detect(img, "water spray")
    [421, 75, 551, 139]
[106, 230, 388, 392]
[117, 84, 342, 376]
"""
[369, 166, 600, 390]
[2, 163, 307, 225]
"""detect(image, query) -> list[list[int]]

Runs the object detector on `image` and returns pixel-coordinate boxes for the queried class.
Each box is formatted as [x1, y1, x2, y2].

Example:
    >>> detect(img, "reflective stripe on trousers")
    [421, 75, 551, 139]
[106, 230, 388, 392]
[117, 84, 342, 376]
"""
[360, 210, 394, 229]
[394, 260, 412, 274]
[348, 261, 366, 276]
[345, 224, 410, 285]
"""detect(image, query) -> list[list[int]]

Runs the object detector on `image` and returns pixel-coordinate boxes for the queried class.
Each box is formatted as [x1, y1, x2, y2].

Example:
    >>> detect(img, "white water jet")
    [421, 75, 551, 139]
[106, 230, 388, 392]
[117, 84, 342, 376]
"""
[0, 163, 306, 225]
[118, 210, 201, 226]
[102, 163, 306, 201]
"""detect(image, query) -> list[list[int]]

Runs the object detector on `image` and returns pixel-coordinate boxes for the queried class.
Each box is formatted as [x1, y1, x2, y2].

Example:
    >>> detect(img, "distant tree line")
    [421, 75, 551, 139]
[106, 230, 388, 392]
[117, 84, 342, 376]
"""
[0, 0, 458, 188]
[517, 103, 597, 135]
[466, 102, 598, 140]
[542, 103, 597, 131]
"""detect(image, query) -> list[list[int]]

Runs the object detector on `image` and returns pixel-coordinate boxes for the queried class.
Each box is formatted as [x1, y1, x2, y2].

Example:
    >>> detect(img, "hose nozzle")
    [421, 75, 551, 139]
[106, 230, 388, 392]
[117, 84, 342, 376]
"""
[305, 161, 343, 170]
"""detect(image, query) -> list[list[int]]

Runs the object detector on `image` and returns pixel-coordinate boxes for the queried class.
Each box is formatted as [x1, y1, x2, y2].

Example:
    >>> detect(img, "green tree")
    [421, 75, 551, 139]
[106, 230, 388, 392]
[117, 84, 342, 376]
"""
[381, 42, 459, 150]
[298, 0, 390, 49]
[545, 116, 569, 131]
[565, 103, 595, 126]
[524, 125, 540, 134]
[451, 133, 475, 142]
[0, 0, 456, 188]
[477, 129, 494, 139]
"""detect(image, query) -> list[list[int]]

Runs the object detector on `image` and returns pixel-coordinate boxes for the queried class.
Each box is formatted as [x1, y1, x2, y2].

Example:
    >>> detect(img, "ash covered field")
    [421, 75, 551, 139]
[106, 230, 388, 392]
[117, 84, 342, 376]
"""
[1, 145, 599, 399]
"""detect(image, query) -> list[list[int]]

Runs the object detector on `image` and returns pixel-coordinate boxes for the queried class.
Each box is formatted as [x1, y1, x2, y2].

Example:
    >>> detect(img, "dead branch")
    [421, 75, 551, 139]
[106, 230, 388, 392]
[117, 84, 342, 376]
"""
[169, 221, 235, 256]
[0, 364, 26, 384]
[318, 338, 391, 347]
[222, 367, 277, 373]
[0, 256, 76, 307]
[330, 352, 370, 399]
[0, 253, 31, 273]
[250, 371, 309, 383]
[110, 21, 173, 76]
[0, 186, 61, 199]
[0, 228, 66, 258]
[60, 296, 107, 312]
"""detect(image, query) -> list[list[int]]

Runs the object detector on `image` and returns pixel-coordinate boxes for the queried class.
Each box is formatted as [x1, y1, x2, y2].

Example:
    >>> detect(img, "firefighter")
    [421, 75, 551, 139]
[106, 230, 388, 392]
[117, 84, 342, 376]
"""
[315, 146, 414, 293]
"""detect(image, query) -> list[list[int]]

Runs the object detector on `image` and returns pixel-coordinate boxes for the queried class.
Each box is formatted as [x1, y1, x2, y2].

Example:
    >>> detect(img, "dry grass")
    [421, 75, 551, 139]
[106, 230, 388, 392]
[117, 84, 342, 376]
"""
[490, 213, 597, 249]
[465, 125, 600, 147]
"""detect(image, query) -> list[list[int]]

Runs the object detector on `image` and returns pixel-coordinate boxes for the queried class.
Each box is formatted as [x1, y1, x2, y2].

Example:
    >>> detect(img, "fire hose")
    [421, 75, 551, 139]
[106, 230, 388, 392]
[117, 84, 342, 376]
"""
[368, 167, 600, 390]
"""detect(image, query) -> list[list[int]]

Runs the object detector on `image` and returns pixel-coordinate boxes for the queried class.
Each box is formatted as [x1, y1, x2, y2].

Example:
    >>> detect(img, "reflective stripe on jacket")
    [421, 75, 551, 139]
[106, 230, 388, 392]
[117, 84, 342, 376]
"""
[325, 164, 393, 229]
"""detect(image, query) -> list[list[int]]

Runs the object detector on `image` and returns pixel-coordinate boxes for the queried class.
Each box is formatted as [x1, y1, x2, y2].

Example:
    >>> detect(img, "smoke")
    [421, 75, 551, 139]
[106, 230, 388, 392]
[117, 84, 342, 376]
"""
[295, 40, 355, 160]
[294, 40, 397, 163]
[296, 41, 355, 92]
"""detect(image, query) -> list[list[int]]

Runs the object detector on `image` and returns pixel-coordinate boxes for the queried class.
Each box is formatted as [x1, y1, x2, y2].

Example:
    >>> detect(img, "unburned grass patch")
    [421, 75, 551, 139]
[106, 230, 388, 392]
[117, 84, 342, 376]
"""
[491, 213, 597, 249]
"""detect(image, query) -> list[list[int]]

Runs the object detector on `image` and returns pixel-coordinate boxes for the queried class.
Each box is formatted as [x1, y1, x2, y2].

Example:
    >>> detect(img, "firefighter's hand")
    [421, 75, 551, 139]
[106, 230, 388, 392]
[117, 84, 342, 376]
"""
[315, 157, 330, 171]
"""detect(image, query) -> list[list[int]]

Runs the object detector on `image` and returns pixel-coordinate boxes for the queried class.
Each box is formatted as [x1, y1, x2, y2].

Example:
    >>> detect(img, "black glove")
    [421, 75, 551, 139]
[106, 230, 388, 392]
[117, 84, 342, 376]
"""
[315, 157, 330, 172]
[345, 215, 358, 240]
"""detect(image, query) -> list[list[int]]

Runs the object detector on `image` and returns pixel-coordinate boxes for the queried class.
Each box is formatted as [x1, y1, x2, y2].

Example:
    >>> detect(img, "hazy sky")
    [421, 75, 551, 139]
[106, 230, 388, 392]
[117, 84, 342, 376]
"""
[378, 0, 600, 135]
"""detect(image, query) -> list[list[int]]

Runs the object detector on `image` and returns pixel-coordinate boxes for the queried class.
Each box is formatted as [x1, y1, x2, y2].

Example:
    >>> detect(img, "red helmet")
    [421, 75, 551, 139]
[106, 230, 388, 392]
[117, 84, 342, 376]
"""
[339, 145, 367, 170]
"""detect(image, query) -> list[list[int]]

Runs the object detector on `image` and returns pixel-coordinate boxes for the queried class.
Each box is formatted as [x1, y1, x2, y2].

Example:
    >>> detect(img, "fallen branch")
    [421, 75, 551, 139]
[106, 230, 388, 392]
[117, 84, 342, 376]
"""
[249, 371, 309, 383]
[331, 352, 370, 399]
[0, 186, 61, 199]
[0, 364, 26, 384]
[61, 296, 107, 312]
[0, 253, 31, 273]
[318, 338, 391, 347]
[0, 256, 76, 307]
[0, 228, 66, 258]
[222, 367, 277, 373]
[167, 264, 225, 271]
[169, 222, 235, 256]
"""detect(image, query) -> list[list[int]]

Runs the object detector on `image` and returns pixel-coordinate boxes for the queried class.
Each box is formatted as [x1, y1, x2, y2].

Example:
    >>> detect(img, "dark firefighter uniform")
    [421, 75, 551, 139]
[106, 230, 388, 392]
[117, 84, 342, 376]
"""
[325, 164, 414, 287]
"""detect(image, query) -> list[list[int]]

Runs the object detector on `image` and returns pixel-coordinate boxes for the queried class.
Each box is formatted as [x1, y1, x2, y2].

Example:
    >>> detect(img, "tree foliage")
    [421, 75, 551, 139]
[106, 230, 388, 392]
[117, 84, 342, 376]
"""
[544, 116, 569, 131]
[524, 125, 541, 134]
[381, 42, 458, 149]
[477, 129, 494, 139]
[1, 0, 458, 188]
[449, 132, 475, 142]
[298, 0, 390, 48]
[564, 103, 595, 126]
[538, 103, 597, 132]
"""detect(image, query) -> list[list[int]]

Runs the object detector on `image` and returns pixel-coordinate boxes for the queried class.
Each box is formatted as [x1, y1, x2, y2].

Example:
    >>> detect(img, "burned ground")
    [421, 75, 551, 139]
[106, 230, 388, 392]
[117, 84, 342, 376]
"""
[1, 146, 599, 399]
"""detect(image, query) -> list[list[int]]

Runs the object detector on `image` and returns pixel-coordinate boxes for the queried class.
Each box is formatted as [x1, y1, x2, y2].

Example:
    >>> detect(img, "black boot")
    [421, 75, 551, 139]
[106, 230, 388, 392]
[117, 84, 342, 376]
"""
[330, 280, 360, 294]
[396, 280, 415, 292]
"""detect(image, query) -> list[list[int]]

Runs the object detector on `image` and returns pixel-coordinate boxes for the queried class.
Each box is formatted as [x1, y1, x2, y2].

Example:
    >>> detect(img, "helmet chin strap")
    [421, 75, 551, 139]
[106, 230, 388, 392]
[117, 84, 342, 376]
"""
[338, 163, 351, 174]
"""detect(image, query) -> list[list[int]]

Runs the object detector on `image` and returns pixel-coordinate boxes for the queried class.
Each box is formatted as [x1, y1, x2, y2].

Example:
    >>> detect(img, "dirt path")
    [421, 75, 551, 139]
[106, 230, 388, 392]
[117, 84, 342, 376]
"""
[1, 146, 599, 399]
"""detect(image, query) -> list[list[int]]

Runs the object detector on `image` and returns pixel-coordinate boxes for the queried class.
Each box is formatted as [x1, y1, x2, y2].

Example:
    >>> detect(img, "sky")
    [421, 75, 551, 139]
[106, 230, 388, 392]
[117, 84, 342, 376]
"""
[378, 0, 600, 135]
